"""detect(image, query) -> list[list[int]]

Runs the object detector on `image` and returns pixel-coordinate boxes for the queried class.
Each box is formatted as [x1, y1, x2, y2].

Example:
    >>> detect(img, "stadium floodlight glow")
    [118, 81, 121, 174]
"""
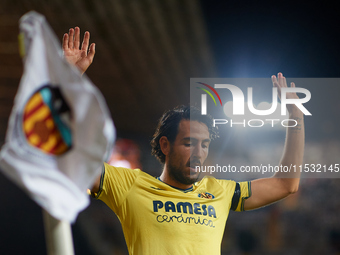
[247, 88, 278, 115]
[223, 101, 287, 127]
[257, 101, 272, 111]
[223, 101, 239, 119]
[218, 99, 296, 128]
[257, 102, 288, 126]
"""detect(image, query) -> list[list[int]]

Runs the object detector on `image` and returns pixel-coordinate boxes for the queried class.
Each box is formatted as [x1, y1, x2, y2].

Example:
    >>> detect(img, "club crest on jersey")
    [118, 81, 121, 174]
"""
[22, 85, 73, 156]
[198, 192, 215, 199]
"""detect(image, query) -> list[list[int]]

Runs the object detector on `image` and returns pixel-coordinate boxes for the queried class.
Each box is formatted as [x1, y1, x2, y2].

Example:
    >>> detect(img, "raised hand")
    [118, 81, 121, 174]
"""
[62, 27, 95, 74]
[271, 72, 301, 116]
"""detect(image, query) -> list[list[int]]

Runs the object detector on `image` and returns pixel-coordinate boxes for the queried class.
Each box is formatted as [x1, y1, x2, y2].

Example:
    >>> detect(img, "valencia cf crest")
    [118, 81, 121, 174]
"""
[198, 192, 215, 199]
[22, 85, 72, 155]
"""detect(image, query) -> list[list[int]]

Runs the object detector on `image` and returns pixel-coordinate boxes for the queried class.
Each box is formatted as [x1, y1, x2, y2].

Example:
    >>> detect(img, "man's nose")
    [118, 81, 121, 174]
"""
[191, 144, 204, 159]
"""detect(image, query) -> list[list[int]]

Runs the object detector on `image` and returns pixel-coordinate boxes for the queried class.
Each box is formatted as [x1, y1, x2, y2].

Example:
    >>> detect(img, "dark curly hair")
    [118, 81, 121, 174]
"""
[151, 105, 218, 164]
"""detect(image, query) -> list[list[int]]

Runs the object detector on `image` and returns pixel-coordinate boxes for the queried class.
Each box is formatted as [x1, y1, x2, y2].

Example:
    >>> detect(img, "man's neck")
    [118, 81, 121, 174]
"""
[159, 168, 193, 190]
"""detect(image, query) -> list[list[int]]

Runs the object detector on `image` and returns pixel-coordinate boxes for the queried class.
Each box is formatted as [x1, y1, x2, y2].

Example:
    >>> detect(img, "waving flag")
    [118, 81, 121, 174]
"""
[0, 11, 115, 222]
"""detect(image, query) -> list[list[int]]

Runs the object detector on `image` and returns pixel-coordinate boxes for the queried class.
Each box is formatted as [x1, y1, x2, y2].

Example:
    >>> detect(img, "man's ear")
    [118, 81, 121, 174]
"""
[159, 136, 170, 156]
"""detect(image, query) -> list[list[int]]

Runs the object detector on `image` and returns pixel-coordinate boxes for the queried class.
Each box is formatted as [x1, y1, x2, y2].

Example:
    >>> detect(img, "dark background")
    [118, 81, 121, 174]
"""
[0, 0, 340, 254]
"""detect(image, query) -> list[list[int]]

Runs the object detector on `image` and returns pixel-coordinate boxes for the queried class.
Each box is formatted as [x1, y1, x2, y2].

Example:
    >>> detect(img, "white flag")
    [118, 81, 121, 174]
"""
[0, 11, 115, 222]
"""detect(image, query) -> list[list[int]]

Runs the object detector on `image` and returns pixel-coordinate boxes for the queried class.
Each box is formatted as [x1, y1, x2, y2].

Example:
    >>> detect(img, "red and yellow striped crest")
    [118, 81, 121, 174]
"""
[22, 86, 72, 155]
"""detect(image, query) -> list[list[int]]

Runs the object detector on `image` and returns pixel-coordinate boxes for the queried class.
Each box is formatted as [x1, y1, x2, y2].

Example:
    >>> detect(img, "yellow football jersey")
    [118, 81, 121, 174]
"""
[93, 163, 251, 255]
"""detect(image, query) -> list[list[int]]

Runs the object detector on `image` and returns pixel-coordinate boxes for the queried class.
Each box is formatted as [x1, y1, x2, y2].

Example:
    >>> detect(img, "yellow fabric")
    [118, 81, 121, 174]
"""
[95, 163, 251, 255]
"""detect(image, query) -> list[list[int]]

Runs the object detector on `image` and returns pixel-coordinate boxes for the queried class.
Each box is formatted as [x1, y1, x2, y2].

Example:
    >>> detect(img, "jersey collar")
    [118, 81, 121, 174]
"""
[156, 177, 194, 193]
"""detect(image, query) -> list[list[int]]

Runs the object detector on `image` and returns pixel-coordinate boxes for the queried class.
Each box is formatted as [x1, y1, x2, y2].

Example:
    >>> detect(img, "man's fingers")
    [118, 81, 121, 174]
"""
[271, 75, 277, 84]
[283, 76, 287, 87]
[87, 43, 96, 62]
[277, 72, 285, 88]
[68, 28, 74, 49]
[271, 75, 280, 88]
[291, 82, 295, 88]
[62, 33, 69, 50]
[272, 80, 280, 91]
[272, 75, 282, 99]
[81, 31, 90, 52]
[74, 27, 80, 49]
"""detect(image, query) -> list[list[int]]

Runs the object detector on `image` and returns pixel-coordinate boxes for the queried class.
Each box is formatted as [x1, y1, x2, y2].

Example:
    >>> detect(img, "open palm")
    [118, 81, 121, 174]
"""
[62, 27, 95, 74]
[272, 72, 300, 115]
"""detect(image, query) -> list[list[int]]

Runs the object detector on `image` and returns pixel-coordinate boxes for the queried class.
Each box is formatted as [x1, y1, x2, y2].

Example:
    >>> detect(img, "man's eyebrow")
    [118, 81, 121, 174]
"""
[182, 137, 194, 141]
[182, 137, 211, 142]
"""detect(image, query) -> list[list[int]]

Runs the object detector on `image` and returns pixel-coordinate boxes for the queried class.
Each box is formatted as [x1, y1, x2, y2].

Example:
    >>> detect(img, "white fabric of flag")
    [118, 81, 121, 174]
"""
[0, 11, 115, 222]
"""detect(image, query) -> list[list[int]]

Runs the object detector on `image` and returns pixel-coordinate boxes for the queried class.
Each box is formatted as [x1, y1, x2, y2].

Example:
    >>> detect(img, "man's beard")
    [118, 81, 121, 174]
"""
[167, 150, 200, 185]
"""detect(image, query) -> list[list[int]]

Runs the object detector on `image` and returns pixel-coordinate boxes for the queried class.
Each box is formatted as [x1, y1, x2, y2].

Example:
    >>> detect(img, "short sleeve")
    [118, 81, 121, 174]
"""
[92, 162, 140, 213]
[233, 181, 252, 212]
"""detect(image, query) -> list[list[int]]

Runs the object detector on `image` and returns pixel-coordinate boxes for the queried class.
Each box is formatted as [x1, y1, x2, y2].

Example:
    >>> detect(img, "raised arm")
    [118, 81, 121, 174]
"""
[244, 72, 304, 210]
[62, 27, 95, 74]
[63, 27, 100, 193]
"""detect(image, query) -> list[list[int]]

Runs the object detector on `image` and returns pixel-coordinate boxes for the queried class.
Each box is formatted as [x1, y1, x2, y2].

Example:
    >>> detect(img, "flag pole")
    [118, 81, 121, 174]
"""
[43, 209, 75, 255]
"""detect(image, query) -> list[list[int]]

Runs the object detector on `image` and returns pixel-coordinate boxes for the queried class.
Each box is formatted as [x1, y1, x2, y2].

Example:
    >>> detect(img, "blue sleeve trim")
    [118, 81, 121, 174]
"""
[230, 182, 241, 211]
[240, 181, 252, 211]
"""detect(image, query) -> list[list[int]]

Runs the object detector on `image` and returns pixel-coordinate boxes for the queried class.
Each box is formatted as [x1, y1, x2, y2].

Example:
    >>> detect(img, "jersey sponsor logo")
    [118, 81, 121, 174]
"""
[156, 214, 215, 228]
[198, 192, 215, 199]
[153, 200, 216, 218]
[22, 85, 72, 155]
